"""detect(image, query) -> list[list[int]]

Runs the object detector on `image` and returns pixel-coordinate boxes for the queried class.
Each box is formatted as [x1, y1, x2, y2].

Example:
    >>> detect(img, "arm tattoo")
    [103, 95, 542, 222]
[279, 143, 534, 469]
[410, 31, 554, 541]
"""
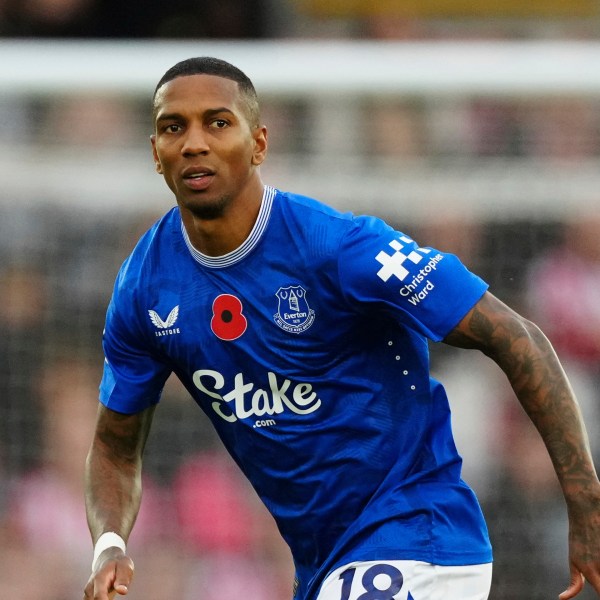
[85, 406, 155, 541]
[96, 407, 153, 463]
[445, 294, 596, 495]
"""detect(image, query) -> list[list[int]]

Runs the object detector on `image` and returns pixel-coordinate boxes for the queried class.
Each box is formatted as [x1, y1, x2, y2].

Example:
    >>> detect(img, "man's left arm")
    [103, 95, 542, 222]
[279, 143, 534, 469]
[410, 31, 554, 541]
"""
[444, 290, 600, 599]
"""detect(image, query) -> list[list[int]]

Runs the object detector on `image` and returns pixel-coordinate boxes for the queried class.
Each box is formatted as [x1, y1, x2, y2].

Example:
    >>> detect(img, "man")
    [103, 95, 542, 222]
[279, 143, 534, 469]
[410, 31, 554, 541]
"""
[84, 57, 600, 600]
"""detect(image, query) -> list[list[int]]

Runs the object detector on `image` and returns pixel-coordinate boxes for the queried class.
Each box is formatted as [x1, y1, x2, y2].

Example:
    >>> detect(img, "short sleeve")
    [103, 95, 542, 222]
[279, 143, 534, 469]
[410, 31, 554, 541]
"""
[100, 280, 171, 414]
[337, 215, 488, 341]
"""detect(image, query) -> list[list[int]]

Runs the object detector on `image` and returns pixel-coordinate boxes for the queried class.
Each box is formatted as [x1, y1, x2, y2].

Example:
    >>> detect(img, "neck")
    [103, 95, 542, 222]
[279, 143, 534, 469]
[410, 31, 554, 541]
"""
[181, 177, 264, 257]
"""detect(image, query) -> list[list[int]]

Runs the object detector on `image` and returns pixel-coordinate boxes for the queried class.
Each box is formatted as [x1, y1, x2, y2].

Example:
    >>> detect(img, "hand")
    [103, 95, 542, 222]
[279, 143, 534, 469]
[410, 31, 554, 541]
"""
[559, 567, 585, 600]
[83, 548, 134, 600]
[559, 490, 600, 599]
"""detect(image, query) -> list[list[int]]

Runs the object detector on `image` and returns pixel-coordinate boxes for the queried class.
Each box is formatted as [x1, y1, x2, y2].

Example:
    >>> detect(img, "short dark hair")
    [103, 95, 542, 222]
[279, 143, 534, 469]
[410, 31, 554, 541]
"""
[153, 56, 260, 126]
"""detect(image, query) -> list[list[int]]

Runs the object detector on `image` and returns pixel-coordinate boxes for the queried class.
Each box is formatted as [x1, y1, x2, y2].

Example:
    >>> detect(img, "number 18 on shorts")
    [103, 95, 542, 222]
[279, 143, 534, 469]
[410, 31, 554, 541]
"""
[316, 560, 492, 600]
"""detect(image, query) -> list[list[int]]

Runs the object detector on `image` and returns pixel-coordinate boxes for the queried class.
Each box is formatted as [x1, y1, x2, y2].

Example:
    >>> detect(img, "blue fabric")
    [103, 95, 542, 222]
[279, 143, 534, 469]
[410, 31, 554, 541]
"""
[100, 187, 492, 600]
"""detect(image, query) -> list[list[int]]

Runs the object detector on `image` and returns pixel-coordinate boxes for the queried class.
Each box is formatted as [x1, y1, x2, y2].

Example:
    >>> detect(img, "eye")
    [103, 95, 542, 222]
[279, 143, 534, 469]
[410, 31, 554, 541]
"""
[164, 123, 182, 133]
[210, 119, 229, 129]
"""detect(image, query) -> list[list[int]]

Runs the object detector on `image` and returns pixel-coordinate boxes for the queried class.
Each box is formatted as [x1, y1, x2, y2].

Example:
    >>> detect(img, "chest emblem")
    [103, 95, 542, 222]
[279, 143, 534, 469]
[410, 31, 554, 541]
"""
[273, 285, 315, 334]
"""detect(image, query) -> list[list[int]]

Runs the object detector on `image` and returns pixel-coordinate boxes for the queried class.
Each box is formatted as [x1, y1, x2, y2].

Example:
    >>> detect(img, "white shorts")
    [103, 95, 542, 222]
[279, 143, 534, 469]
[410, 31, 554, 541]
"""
[316, 560, 492, 600]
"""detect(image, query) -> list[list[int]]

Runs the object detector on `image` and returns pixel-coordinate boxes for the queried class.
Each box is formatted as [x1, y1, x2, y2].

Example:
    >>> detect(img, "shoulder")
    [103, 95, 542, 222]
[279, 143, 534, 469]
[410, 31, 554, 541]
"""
[115, 207, 179, 291]
[271, 190, 398, 271]
[273, 188, 393, 245]
[275, 189, 353, 226]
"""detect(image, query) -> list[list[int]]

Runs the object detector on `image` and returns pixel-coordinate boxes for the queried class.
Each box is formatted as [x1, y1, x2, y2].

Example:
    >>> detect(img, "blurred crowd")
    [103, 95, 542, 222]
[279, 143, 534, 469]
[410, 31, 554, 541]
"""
[1, 3, 600, 599]
[0, 206, 296, 599]
[1, 101, 599, 599]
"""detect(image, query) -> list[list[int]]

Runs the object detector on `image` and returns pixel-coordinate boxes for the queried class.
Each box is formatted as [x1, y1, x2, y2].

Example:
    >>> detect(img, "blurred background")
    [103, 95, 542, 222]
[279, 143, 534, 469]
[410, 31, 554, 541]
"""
[1, 1, 600, 598]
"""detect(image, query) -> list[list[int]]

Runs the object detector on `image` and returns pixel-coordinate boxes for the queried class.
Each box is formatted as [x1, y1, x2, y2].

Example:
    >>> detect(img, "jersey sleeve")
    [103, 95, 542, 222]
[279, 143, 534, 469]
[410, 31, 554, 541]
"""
[337, 215, 489, 341]
[100, 272, 172, 414]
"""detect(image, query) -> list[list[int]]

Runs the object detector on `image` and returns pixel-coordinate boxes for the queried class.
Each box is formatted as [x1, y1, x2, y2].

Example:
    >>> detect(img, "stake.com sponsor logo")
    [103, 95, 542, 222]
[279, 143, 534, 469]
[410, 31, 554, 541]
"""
[192, 369, 321, 426]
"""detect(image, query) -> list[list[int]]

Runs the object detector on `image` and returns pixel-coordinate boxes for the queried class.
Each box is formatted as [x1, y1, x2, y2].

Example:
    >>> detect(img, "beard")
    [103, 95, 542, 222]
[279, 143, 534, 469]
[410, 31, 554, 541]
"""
[185, 193, 231, 220]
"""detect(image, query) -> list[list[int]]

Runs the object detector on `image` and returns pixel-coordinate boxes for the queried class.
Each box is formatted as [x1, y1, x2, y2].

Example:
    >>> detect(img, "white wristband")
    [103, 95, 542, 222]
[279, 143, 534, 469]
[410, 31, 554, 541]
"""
[92, 532, 127, 572]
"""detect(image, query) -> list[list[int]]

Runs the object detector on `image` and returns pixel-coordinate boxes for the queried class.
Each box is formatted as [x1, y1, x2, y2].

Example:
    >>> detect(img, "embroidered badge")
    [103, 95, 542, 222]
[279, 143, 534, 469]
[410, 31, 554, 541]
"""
[273, 285, 315, 334]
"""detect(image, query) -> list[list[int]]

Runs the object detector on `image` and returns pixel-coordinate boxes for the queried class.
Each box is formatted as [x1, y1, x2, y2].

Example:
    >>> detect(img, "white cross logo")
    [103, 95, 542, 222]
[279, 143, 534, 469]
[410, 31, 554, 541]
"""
[375, 237, 430, 282]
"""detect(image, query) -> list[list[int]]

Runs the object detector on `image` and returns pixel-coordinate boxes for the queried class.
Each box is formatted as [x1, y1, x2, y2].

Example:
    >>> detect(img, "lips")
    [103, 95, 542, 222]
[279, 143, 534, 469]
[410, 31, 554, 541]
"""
[182, 167, 215, 191]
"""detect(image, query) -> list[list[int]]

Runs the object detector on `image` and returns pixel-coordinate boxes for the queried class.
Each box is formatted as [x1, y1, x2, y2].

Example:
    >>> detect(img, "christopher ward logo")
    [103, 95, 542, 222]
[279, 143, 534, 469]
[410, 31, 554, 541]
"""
[375, 237, 444, 305]
[274, 285, 315, 333]
[148, 305, 180, 336]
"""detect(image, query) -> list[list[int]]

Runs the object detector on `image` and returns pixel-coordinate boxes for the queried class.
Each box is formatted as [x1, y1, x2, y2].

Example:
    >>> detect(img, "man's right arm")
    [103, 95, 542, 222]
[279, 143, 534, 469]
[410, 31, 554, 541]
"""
[84, 403, 156, 599]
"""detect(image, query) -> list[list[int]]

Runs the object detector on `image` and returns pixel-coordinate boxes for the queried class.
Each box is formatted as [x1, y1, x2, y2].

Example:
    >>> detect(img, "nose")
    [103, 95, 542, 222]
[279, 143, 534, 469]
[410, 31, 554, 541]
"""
[181, 123, 209, 156]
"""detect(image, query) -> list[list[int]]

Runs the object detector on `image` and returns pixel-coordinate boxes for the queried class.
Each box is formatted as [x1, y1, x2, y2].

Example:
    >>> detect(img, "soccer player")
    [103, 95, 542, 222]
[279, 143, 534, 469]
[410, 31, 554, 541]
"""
[83, 57, 600, 600]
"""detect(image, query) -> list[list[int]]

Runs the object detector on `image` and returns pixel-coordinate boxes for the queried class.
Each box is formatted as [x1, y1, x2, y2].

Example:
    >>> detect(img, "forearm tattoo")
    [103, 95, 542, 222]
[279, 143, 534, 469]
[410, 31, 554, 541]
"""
[86, 407, 154, 539]
[446, 297, 596, 493]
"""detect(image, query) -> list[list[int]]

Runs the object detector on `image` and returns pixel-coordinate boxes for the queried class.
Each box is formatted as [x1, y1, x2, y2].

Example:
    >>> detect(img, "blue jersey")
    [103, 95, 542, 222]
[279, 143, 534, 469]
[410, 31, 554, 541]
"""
[100, 186, 492, 599]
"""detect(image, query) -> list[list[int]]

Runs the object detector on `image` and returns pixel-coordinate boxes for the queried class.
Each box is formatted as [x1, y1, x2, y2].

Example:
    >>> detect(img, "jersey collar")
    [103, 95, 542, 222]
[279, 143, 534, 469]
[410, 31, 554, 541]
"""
[181, 185, 275, 269]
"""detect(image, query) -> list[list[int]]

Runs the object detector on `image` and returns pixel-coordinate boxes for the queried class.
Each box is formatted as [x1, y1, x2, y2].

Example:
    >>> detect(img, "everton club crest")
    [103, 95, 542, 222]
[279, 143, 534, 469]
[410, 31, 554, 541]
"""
[274, 285, 315, 334]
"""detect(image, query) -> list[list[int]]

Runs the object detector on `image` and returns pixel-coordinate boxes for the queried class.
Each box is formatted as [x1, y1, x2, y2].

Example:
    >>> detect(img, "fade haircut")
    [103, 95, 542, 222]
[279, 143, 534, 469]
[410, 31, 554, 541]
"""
[152, 56, 260, 127]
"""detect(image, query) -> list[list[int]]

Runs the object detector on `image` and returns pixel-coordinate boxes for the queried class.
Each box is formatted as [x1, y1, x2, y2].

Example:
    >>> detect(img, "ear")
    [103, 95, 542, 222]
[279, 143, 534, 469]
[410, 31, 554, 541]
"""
[150, 134, 163, 174]
[251, 126, 268, 166]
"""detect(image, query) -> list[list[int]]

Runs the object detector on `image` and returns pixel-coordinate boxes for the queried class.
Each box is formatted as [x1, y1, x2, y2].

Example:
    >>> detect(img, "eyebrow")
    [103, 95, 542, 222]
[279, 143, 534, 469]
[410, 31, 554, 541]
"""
[204, 107, 236, 118]
[156, 107, 236, 124]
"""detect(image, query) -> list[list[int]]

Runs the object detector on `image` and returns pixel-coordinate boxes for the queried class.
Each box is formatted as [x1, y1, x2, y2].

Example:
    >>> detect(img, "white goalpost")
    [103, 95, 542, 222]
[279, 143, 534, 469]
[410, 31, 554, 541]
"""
[0, 39, 599, 219]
